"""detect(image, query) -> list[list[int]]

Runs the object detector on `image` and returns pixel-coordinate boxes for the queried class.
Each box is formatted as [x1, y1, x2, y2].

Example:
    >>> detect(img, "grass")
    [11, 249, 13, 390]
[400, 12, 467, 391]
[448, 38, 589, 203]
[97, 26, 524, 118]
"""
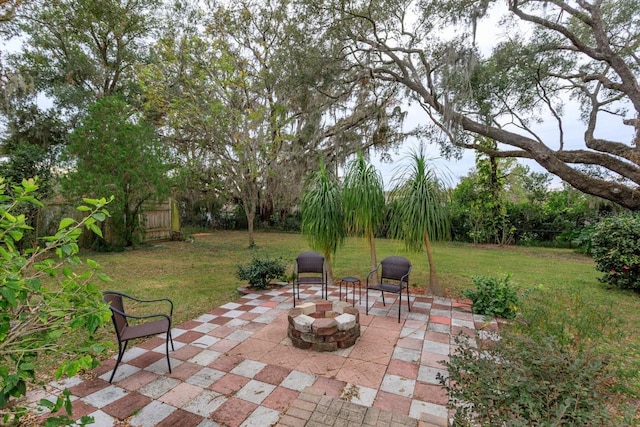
[48, 230, 640, 402]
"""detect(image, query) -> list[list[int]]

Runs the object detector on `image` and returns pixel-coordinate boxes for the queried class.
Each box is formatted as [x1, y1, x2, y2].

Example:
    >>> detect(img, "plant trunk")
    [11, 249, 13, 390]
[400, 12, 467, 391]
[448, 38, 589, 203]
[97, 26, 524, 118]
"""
[368, 231, 378, 284]
[424, 230, 443, 296]
[324, 250, 335, 287]
[244, 202, 256, 248]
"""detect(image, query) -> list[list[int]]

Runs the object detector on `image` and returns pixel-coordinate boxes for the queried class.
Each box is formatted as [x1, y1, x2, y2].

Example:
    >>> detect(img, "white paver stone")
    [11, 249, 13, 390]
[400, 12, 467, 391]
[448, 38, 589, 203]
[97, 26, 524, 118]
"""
[293, 314, 315, 333]
[335, 313, 357, 331]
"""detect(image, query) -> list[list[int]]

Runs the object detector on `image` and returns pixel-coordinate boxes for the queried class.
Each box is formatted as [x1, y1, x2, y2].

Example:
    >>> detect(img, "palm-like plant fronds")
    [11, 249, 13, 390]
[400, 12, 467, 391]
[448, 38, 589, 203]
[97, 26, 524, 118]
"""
[299, 159, 345, 283]
[389, 144, 451, 294]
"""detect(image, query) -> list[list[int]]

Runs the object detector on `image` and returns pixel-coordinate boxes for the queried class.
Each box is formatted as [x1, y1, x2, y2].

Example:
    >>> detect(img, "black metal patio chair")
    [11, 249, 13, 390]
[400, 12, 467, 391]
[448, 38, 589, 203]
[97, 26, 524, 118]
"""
[365, 256, 412, 322]
[292, 251, 327, 306]
[103, 291, 174, 383]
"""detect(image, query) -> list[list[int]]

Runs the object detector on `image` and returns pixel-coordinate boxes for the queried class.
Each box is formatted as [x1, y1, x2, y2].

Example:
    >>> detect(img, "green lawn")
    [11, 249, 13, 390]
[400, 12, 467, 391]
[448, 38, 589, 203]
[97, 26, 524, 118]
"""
[83, 230, 640, 400]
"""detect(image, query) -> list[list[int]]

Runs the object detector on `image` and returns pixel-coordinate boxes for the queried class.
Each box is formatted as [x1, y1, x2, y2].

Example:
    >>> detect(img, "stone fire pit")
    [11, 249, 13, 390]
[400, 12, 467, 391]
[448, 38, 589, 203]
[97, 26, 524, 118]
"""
[287, 300, 361, 352]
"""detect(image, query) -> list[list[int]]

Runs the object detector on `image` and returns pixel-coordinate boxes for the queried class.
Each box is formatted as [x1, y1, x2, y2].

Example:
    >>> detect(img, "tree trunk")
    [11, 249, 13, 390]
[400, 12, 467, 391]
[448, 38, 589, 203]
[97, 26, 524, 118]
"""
[368, 231, 378, 284]
[323, 250, 335, 287]
[244, 202, 256, 248]
[423, 230, 443, 296]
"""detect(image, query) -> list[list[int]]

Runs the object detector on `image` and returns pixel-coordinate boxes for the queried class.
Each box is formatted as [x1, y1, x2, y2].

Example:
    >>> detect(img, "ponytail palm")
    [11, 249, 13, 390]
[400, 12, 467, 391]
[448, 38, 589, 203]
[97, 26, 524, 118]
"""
[300, 160, 345, 284]
[390, 145, 450, 295]
[343, 152, 385, 278]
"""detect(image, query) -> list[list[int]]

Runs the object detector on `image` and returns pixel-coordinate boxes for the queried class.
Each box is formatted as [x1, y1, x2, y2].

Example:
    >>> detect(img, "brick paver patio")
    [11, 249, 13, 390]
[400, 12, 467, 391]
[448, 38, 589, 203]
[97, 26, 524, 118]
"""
[25, 284, 497, 426]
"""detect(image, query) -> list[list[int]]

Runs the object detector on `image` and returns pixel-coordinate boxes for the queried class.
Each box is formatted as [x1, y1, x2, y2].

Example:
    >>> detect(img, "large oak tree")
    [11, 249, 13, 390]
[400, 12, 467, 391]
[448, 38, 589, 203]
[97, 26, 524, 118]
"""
[307, 0, 640, 210]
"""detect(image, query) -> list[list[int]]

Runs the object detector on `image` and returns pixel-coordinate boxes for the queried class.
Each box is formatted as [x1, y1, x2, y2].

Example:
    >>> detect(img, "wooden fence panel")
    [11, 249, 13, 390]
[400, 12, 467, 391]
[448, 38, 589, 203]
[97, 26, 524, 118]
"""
[140, 200, 172, 241]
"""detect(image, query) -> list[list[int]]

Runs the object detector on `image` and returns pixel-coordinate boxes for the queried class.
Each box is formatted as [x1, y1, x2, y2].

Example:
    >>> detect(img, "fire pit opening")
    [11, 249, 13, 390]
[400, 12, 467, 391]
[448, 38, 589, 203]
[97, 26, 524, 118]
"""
[287, 300, 361, 352]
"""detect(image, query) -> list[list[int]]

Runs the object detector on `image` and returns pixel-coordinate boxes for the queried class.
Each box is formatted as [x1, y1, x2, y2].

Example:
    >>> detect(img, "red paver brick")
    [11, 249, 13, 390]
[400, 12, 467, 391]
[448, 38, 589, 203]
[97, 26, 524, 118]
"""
[159, 382, 203, 407]
[209, 316, 230, 325]
[261, 301, 279, 307]
[209, 325, 235, 337]
[155, 408, 204, 427]
[228, 337, 278, 360]
[209, 338, 240, 353]
[210, 307, 230, 316]
[136, 337, 166, 350]
[117, 369, 158, 391]
[127, 351, 165, 368]
[91, 358, 115, 377]
[262, 386, 300, 412]
[209, 354, 244, 372]
[102, 392, 152, 420]
[68, 378, 111, 398]
[335, 358, 386, 390]
[373, 390, 411, 415]
[168, 361, 204, 381]
[413, 382, 449, 405]
[241, 321, 266, 332]
[209, 373, 250, 395]
[349, 339, 393, 365]
[296, 352, 345, 377]
[174, 330, 205, 344]
[424, 331, 450, 344]
[430, 316, 451, 325]
[210, 397, 257, 427]
[387, 359, 419, 379]
[311, 376, 346, 398]
[421, 352, 449, 369]
[239, 312, 261, 321]
[397, 337, 424, 350]
[177, 320, 204, 330]
[170, 344, 204, 361]
[51, 398, 96, 420]
[254, 365, 292, 385]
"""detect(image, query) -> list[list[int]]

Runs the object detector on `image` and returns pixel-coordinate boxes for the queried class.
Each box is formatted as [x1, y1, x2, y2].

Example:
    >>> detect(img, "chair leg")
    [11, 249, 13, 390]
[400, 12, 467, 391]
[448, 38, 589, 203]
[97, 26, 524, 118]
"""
[165, 333, 172, 374]
[293, 283, 297, 307]
[109, 340, 129, 383]
[397, 289, 402, 323]
[406, 285, 411, 312]
[381, 291, 386, 306]
[366, 287, 369, 315]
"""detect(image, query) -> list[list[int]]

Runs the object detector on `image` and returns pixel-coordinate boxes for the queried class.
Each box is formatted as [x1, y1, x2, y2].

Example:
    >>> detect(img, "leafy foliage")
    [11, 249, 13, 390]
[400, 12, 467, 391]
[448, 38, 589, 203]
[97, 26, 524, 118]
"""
[236, 255, 287, 290]
[590, 214, 640, 289]
[463, 275, 520, 319]
[0, 177, 113, 425]
[62, 96, 171, 248]
[443, 286, 631, 425]
[443, 332, 615, 426]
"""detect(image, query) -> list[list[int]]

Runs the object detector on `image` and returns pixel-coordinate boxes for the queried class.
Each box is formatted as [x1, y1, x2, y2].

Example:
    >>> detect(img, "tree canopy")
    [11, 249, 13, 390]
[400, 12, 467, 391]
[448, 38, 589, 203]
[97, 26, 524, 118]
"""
[305, 0, 640, 210]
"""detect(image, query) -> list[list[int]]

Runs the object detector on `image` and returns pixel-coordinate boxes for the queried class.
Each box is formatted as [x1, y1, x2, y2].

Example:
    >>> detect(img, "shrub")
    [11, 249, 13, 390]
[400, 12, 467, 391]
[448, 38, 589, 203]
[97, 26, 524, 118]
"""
[441, 289, 632, 425]
[236, 255, 287, 290]
[590, 214, 640, 289]
[0, 178, 113, 425]
[462, 275, 520, 319]
[443, 333, 614, 426]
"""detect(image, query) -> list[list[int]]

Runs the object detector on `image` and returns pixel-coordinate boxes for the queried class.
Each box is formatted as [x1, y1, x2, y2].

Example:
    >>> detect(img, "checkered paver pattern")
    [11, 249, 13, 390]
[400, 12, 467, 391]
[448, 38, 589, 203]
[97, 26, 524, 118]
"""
[25, 285, 496, 426]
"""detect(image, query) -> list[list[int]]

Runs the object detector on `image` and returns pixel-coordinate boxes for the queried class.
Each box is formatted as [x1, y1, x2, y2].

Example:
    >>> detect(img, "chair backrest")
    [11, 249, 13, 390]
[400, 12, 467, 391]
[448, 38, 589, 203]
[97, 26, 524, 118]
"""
[380, 256, 411, 284]
[103, 292, 128, 336]
[296, 251, 325, 275]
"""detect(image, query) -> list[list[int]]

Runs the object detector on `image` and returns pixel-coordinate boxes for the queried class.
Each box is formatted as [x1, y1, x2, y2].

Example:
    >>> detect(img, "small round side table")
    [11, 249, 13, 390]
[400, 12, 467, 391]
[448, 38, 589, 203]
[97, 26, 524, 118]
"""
[339, 277, 362, 306]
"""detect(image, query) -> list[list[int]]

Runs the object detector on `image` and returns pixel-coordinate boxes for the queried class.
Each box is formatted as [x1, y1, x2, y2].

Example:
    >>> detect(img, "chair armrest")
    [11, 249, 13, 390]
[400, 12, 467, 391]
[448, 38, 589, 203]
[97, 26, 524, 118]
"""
[109, 306, 172, 324]
[113, 291, 174, 317]
[366, 265, 380, 286]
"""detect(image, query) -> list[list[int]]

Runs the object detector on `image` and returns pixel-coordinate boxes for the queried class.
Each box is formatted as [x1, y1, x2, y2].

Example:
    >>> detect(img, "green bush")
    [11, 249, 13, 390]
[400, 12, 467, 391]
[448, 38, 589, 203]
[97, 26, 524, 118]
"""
[443, 333, 614, 426]
[590, 214, 640, 289]
[462, 275, 520, 319]
[236, 255, 287, 290]
[1, 178, 113, 425]
[442, 289, 633, 425]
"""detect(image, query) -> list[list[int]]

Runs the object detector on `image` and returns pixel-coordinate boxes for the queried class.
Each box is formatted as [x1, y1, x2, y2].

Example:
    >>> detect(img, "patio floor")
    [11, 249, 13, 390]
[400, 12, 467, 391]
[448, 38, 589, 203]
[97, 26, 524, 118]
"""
[25, 285, 496, 426]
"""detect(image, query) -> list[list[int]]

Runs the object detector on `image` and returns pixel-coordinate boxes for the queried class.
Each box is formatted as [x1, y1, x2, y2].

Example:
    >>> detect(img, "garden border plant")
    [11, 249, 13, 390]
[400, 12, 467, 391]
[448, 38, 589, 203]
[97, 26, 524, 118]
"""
[236, 255, 287, 290]
[462, 274, 520, 319]
[0, 177, 113, 426]
[590, 214, 640, 290]
[442, 287, 634, 425]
